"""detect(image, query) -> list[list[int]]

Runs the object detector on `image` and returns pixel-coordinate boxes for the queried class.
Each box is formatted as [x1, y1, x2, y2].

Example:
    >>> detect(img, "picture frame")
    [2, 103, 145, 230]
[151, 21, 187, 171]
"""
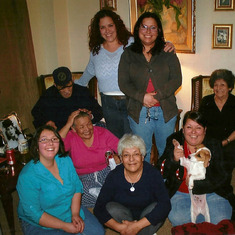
[212, 24, 233, 49]
[0, 112, 25, 149]
[215, 0, 234, 11]
[100, 0, 117, 11]
[129, 0, 196, 53]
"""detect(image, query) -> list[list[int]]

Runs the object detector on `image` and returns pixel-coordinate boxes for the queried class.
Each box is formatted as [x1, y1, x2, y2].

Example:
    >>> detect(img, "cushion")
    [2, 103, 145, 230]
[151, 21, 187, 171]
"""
[171, 219, 235, 235]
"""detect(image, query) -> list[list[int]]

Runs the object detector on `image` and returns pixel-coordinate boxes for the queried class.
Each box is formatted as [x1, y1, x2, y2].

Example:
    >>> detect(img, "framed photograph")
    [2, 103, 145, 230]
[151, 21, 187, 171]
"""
[0, 112, 25, 149]
[129, 0, 196, 53]
[212, 24, 233, 49]
[100, 0, 117, 11]
[215, 0, 234, 10]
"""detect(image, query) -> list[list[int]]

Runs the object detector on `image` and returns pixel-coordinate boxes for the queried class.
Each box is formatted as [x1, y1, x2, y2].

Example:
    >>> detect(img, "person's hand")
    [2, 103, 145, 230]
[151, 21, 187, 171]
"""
[46, 121, 57, 130]
[72, 215, 84, 233]
[143, 92, 158, 108]
[62, 222, 81, 234]
[120, 220, 140, 235]
[113, 154, 121, 164]
[164, 41, 176, 53]
[67, 110, 80, 128]
[78, 108, 93, 119]
[172, 139, 184, 161]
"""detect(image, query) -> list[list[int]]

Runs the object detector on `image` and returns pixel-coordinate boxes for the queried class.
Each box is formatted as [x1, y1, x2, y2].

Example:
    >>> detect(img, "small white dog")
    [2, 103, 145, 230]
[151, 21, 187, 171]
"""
[173, 139, 211, 223]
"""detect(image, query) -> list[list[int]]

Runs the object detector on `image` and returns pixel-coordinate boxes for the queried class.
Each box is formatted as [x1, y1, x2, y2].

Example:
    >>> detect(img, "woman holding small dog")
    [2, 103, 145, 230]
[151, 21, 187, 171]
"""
[158, 111, 233, 226]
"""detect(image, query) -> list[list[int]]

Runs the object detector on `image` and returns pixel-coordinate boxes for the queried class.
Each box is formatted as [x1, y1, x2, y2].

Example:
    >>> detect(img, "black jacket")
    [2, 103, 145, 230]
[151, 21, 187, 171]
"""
[31, 84, 103, 130]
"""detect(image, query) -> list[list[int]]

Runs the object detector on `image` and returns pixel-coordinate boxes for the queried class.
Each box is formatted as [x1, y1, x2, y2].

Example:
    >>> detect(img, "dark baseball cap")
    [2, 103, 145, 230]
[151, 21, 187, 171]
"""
[53, 67, 72, 86]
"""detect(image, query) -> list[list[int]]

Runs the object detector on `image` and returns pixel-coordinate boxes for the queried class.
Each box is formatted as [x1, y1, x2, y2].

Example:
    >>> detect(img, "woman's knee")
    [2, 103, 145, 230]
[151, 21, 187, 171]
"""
[106, 202, 133, 222]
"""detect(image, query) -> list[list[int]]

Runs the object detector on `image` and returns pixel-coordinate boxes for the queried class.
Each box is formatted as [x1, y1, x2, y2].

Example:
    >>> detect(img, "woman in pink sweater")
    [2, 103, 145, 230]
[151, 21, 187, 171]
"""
[59, 111, 119, 208]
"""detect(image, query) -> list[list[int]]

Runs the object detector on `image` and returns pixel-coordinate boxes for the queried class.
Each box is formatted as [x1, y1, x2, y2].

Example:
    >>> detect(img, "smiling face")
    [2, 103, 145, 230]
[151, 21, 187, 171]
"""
[213, 78, 231, 100]
[38, 130, 59, 162]
[122, 147, 144, 174]
[56, 81, 73, 99]
[99, 16, 118, 44]
[183, 119, 206, 148]
[73, 116, 94, 141]
[139, 17, 158, 49]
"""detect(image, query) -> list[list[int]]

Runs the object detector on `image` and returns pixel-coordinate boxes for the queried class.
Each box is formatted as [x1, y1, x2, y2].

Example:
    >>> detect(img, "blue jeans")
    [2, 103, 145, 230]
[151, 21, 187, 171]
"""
[20, 206, 105, 235]
[100, 93, 131, 138]
[106, 202, 163, 235]
[128, 106, 176, 163]
[168, 191, 232, 226]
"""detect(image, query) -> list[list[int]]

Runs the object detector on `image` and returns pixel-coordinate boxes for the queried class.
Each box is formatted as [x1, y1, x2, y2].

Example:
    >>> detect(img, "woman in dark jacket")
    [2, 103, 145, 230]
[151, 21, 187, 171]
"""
[157, 111, 234, 226]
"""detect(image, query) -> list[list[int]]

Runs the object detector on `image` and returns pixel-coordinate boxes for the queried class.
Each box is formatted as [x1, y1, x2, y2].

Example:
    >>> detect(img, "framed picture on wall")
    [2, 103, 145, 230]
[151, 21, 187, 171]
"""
[215, 0, 234, 10]
[212, 24, 233, 49]
[100, 0, 117, 11]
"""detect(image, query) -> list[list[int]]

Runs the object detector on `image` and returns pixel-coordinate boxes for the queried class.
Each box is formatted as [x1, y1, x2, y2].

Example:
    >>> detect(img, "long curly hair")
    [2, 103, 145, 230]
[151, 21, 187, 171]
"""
[89, 9, 132, 55]
[30, 125, 68, 163]
[131, 12, 165, 55]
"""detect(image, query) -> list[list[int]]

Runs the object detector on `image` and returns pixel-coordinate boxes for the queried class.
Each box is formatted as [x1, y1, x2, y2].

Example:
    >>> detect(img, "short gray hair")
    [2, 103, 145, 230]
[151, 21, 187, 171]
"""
[118, 134, 146, 156]
[73, 111, 91, 128]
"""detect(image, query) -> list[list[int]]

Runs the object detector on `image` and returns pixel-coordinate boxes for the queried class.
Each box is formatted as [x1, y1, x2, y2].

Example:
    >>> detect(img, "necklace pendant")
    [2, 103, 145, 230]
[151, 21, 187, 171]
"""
[130, 186, 135, 192]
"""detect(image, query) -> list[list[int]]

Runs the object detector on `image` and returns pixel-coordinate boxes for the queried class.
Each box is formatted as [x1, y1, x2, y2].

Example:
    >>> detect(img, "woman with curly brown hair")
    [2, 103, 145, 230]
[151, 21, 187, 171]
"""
[75, 9, 174, 139]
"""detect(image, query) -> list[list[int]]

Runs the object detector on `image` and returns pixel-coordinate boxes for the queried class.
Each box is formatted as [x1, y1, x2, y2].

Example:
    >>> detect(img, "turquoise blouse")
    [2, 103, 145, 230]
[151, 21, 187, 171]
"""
[16, 155, 84, 229]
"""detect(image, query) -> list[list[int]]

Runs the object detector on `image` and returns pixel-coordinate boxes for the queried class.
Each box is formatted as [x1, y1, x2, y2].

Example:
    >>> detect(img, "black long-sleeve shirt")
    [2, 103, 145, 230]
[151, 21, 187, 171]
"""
[94, 162, 171, 226]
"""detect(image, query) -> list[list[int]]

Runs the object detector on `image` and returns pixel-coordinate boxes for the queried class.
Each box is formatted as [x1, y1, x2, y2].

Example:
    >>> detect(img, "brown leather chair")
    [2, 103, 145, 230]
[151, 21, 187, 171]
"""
[37, 72, 98, 98]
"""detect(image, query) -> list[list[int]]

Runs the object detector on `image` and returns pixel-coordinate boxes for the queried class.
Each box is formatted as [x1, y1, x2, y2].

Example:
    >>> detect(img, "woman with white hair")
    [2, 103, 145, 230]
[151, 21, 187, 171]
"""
[94, 134, 170, 235]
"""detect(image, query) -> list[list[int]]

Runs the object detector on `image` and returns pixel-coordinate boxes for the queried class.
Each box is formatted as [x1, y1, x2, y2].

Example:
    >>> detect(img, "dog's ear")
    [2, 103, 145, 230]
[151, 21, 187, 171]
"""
[203, 152, 211, 168]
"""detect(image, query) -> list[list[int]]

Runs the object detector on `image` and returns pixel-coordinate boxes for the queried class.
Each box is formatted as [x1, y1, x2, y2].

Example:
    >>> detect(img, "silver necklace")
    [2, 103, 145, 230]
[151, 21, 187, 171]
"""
[125, 170, 142, 192]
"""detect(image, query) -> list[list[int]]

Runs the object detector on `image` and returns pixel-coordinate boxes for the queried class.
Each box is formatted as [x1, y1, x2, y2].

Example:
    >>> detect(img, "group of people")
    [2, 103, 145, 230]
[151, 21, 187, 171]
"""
[15, 6, 235, 235]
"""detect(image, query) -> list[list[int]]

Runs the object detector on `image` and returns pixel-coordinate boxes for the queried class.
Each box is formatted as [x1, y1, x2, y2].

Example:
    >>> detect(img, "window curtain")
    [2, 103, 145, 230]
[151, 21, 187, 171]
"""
[0, 0, 38, 131]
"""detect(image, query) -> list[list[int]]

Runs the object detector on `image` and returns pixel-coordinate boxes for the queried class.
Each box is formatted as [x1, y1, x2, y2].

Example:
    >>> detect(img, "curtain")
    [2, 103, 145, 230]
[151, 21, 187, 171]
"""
[0, 0, 38, 131]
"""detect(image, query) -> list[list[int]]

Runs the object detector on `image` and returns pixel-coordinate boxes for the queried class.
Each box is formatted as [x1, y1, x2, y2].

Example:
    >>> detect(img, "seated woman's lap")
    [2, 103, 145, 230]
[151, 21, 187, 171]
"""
[79, 167, 111, 208]
[20, 206, 104, 235]
[106, 202, 163, 235]
[169, 191, 232, 227]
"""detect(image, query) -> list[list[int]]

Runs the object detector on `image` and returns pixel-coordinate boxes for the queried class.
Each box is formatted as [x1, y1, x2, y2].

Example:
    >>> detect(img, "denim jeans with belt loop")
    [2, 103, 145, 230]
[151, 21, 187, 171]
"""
[128, 106, 176, 163]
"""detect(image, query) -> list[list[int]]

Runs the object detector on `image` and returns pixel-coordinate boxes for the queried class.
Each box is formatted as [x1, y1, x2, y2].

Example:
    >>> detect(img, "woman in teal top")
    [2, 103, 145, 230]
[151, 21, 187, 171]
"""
[16, 125, 104, 235]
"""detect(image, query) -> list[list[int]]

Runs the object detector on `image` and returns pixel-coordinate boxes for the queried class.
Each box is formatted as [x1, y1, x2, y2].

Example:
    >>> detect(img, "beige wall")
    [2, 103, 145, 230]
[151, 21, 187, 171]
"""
[27, 0, 235, 126]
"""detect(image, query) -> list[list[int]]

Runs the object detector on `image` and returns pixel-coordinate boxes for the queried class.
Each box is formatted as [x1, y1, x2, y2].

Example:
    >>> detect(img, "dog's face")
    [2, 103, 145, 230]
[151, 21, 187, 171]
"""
[189, 144, 211, 168]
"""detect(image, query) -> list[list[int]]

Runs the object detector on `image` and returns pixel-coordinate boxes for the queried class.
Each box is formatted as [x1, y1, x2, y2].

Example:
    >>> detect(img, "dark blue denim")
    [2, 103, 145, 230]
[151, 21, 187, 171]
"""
[100, 93, 131, 138]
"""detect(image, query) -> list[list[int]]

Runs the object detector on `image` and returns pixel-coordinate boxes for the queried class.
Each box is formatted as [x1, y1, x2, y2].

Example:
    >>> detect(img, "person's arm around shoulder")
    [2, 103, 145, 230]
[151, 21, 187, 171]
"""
[59, 110, 80, 138]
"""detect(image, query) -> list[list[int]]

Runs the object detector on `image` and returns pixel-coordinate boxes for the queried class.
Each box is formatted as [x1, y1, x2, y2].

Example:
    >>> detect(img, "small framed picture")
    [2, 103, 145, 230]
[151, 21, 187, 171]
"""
[100, 0, 117, 11]
[212, 24, 233, 49]
[215, 0, 234, 10]
[0, 112, 25, 149]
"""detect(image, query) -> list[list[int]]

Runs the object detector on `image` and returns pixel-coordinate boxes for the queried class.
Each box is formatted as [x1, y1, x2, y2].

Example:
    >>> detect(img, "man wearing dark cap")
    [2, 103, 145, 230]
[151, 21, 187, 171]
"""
[31, 67, 103, 130]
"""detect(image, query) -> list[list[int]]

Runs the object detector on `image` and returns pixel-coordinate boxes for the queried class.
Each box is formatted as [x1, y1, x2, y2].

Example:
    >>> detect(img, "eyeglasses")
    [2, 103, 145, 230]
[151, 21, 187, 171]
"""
[38, 137, 60, 144]
[122, 153, 142, 159]
[140, 24, 158, 33]
[57, 83, 73, 91]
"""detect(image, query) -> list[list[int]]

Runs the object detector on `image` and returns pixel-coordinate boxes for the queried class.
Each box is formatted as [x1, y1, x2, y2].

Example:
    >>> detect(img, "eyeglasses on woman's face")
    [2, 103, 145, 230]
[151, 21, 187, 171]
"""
[38, 137, 60, 144]
[140, 24, 158, 33]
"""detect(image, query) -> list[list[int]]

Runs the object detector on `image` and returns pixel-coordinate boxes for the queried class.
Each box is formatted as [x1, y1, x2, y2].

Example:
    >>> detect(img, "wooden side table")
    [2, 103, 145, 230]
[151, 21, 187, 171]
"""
[0, 152, 30, 235]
